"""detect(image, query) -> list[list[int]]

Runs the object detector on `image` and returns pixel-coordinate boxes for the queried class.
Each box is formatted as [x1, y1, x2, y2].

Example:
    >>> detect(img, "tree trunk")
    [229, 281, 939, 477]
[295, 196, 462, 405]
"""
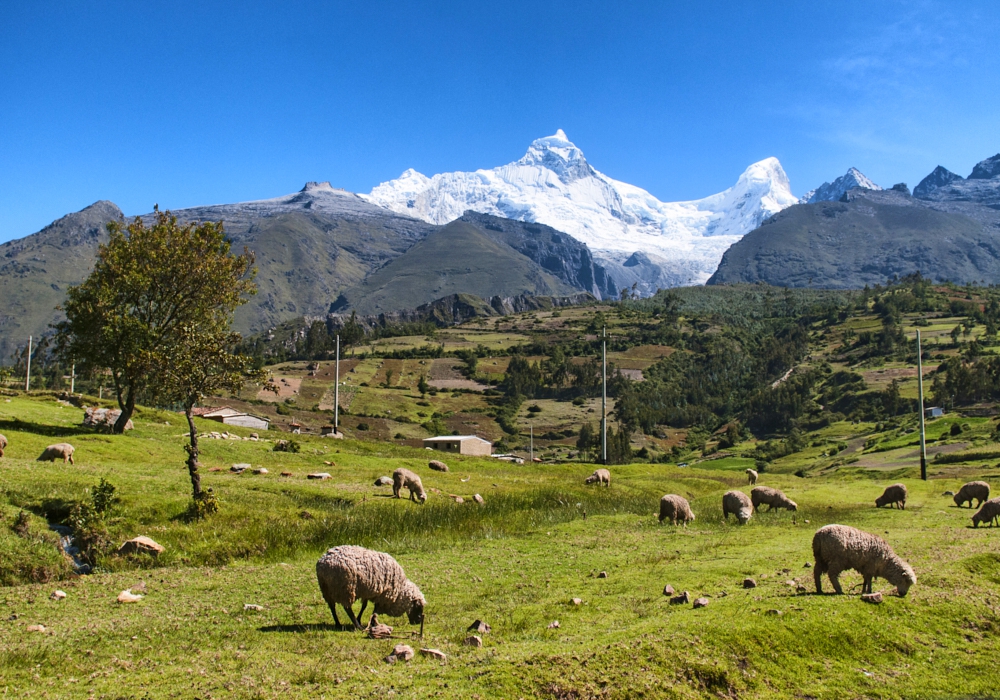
[184, 403, 202, 499]
[113, 388, 136, 434]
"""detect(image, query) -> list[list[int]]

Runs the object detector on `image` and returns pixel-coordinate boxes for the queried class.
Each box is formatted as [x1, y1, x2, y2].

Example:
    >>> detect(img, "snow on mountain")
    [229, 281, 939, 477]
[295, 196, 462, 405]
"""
[364, 130, 798, 293]
[800, 167, 882, 204]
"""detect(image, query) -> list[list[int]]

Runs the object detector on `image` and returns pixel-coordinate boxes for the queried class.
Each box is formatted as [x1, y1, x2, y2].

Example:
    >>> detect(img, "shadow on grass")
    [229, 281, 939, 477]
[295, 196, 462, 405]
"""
[0, 418, 93, 438]
[259, 623, 341, 633]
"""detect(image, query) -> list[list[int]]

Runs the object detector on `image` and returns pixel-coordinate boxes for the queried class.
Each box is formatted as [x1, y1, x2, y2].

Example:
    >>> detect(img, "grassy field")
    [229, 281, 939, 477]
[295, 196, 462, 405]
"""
[2, 394, 1000, 699]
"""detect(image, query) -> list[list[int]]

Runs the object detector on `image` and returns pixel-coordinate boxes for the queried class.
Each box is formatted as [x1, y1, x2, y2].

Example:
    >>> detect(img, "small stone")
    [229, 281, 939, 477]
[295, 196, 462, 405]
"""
[692, 597, 709, 609]
[209, 467, 223, 472]
[743, 578, 757, 589]
[118, 536, 164, 557]
[253, 468, 268, 475]
[117, 590, 143, 604]
[796, 585, 808, 594]
[473, 494, 484, 504]
[571, 597, 583, 606]
[374, 476, 393, 486]
[384, 654, 397, 664]
[27, 624, 46, 632]
[467, 619, 491, 634]
[804, 519, 810, 524]
[131, 580, 147, 593]
[861, 592, 883, 605]
[663, 584, 675, 596]
[669, 591, 691, 605]
[50, 590, 66, 601]
[428, 460, 449, 472]
[597, 571, 608, 579]
[785, 580, 797, 587]
[281, 471, 293, 477]
[249, 433, 259, 440]
[718, 591, 728, 597]
[367, 623, 393, 639]
[765, 609, 782, 616]
[464, 635, 483, 648]
[943, 490, 955, 496]
[547, 621, 560, 629]
[392, 644, 414, 661]
[243, 604, 263, 612]
[307, 473, 332, 480]
[803, 562, 812, 568]
[419, 648, 447, 661]
[453, 496, 464, 504]
[231, 463, 250, 473]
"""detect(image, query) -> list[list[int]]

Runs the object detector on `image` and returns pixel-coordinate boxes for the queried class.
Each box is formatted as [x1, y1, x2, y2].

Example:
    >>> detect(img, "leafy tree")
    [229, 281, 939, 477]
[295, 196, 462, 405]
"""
[57, 209, 258, 433]
[576, 422, 595, 457]
[418, 374, 430, 396]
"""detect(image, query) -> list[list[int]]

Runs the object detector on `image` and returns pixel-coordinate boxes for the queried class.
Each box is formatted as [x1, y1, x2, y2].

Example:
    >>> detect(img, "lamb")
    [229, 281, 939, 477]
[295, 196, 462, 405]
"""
[875, 483, 907, 510]
[812, 524, 916, 596]
[722, 490, 753, 524]
[745, 469, 758, 485]
[37, 443, 75, 464]
[584, 468, 611, 487]
[954, 481, 990, 509]
[392, 468, 427, 503]
[0, 433, 6, 458]
[971, 497, 1000, 528]
[658, 494, 695, 526]
[750, 486, 797, 512]
[316, 545, 425, 630]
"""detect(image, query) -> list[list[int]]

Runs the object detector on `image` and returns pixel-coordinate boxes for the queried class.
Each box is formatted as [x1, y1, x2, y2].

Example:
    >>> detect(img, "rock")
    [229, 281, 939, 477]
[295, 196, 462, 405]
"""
[693, 597, 709, 609]
[131, 581, 147, 593]
[367, 623, 393, 639]
[428, 487, 442, 494]
[467, 619, 491, 634]
[784, 580, 797, 587]
[662, 584, 675, 596]
[597, 571, 608, 579]
[50, 590, 66, 601]
[943, 490, 955, 496]
[796, 585, 808, 594]
[253, 468, 268, 475]
[669, 592, 691, 605]
[803, 562, 812, 568]
[307, 473, 332, 480]
[118, 536, 165, 557]
[464, 635, 483, 647]
[249, 433, 259, 440]
[547, 621, 560, 629]
[861, 592, 883, 605]
[374, 476, 393, 486]
[571, 597, 583, 606]
[804, 519, 810, 524]
[231, 463, 250, 473]
[281, 471, 293, 477]
[428, 460, 449, 472]
[27, 624, 46, 632]
[384, 653, 398, 664]
[243, 604, 263, 612]
[473, 493, 484, 504]
[453, 496, 464, 504]
[419, 648, 447, 661]
[117, 590, 143, 604]
[743, 578, 757, 589]
[208, 467, 223, 472]
[765, 609, 782, 616]
[392, 644, 415, 661]
[83, 407, 133, 431]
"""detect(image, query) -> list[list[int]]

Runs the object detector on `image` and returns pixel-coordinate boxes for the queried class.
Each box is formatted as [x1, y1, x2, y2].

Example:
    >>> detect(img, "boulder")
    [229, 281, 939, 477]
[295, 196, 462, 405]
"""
[374, 476, 393, 486]
[118, 536, 164, 557]
[50, 590, 66, 601]
[597, 571, 608, 579]
[419, 648, 447, 661]
[253, 468, 268, 475]
[662, 584, 675, 596]
[861, 592, 884, 604]
[571, 597, 583, 606]
[243, 604, 263, 612]
[117, 590, 143, 604]
[693, 597, 709, 609]
[231, 463, 250, 473]
[743, 578, 757, 589]
[473, 493, 484, 504]
[27, 624, 46, 632]
[669, 591, 691, 605]
[281, 471, 293, 477]
[83, 407, 133, 431]
[391, 644, 414, 661]
[467, 619, 491, 634]
[307, 473, 332, 480]
[367, 623, 393, 639]
[428, 460, 449, 472]
[464, 635, 483, 648]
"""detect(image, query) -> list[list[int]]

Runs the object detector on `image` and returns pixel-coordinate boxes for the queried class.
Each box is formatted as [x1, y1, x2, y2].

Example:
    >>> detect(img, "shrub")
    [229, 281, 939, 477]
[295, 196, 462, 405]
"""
[951, 422, 964, 436]
[273, 439, 301, 453]
[527, 404, 542, 413]
[187, 489, 220, 520]
[275, 403, 291, 416]
[91, 478, 119, 516]
[356, 423, 370, 431]
[394, 432, 405, 439]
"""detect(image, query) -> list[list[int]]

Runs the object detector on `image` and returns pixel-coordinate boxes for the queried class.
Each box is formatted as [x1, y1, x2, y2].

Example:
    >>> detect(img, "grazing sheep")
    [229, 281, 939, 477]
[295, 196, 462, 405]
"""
[746, 469, 758, 485]
[37, 443, 75, 464]
[392, 468, 427, 503]
[0, 433, 6, 458]
[751, 486, 797, 512]
[812, 524, 916, 596]
[722, 490, 753, 524]
[954, 481, 990, 509]
[875, 483, 908, 510]
[428, 460, 448, 472]
[658, 495, 695, 526]
[316, 545, 425, 630]
[972, 497, 1000, 528]
[584, 468, 611, 487]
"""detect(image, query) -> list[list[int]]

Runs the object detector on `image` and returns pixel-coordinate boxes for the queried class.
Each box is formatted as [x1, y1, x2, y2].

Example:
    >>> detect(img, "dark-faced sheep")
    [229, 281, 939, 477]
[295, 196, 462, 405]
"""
[722, 490, 753, 524]
[0, 433, 7, 458]
[812, 524, 916, 596]
[316, 545, 425, 630]
[745, 468, 758, 485]
[38, 443, 75, 464]
[585, 468, 611, 487]
[751, 486, 797, 512]
[954, 481, 990, 509]
[659, 495, 695, 526]
[875, 483, 907, 510]
[392, 468, 427, 503]
[972, 497, 1000, 528]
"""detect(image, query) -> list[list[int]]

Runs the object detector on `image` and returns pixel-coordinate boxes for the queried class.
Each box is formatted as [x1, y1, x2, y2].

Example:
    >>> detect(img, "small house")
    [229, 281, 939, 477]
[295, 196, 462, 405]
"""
[422, 435, 492, 456]
[924, 407, 945, 419]
[199, 407, 270, 431]
[320, 425, 343, 438]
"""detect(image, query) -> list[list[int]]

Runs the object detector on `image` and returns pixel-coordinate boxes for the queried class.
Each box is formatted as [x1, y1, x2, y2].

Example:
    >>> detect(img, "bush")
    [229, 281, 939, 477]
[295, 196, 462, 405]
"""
[527, 404, 542, 413]
[394, 432, 405, 439]
[951, 422, 963, 436]
[275, 403, 291, 416]
[187, 489, 220, 520]
[572, 397, 586, 406]
[91, 478, 119, 516]
[356, 423, 370, 431]
[273, 439, 300, 453]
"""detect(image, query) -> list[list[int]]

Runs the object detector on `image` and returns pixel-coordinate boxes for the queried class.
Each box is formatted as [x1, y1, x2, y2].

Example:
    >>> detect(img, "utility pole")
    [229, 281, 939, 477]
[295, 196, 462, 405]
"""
[601, 326, 607, 465]
[917, 330, 927, 481]
[25, 335, 32, 392]
[70, 363, 76, 395]
[529, 423, 534, 462]
[334, 334, 340, 435]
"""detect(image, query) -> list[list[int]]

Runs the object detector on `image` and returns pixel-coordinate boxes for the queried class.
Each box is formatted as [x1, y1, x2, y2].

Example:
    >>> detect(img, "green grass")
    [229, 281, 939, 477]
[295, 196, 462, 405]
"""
[3, 394, 1000, 698]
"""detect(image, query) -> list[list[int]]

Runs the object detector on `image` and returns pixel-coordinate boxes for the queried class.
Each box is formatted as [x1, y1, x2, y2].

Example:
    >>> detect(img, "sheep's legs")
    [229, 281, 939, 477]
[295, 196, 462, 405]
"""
[359, 599, 371, 626]
[827, 567, 844, 594]
[344, 603, 363, 630]
[862, 576, 873, 594]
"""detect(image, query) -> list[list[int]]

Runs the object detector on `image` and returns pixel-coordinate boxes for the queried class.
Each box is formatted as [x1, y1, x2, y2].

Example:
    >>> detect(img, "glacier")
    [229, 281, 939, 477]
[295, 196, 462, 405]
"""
[364, 130, 799, 294]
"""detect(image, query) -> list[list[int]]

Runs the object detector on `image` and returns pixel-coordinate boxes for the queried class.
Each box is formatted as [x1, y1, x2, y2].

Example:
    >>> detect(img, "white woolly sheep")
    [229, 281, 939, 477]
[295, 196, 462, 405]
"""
[875, 483, 907, 510]
[812, 524, 916, 596]
[750, 486, 797, 512]
[722, 490, 753, 524]
[38, 443, 75, 464]
[316, 545, 425, 630]
[746, 468, 758, 485]
[659, 494, 695, 526]
[585, 468, 611, 487]
[972, 497, 1000, 528]
[392, 468, 427, 503]
[0, 433, 7, 458]
[954, 481, 990, 509]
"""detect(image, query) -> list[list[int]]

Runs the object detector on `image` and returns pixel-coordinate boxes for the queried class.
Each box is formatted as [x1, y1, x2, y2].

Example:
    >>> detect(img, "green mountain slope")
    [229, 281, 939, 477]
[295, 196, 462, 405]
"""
[330, 220, 580, 315]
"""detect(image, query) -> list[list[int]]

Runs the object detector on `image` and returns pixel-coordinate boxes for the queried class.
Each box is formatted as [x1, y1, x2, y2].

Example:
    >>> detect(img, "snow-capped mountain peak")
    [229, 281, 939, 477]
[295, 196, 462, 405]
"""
[801, 167, 882, 204]
[364, 133, 798, 292]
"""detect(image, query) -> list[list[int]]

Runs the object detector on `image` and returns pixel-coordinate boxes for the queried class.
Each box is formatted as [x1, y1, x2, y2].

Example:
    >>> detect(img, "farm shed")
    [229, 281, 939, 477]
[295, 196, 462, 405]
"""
[199, 407, 270, 431]
[924, 406, 945, 419]
[422, 435, 492, 456]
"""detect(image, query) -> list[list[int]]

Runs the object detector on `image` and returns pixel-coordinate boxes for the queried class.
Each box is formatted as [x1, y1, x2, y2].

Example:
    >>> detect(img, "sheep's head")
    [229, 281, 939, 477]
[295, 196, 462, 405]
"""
[403, 581, 426, 624]
[972, 511, 984, 528]
[736, 508, 752, 525]
[418, 491, 427, 503]
[408, 601, 424, 625]
[953, 493, 964, 507]
[585, 474, 598, 484]
[787, 501, 798, 512]
[889, 561, 917, 596]
[874, 495, 888, 508]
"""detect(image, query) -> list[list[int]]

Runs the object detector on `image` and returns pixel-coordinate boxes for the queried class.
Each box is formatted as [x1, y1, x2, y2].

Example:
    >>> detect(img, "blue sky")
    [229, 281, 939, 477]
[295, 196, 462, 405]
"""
[1, 0, 998, 243]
